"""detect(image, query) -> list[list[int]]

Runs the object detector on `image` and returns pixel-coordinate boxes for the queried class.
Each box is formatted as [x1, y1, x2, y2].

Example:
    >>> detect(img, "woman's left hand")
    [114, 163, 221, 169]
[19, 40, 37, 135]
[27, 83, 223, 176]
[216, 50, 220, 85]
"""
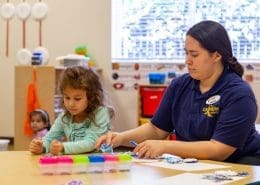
[50, 140, 64, 155]
[133, 140, 167, 158]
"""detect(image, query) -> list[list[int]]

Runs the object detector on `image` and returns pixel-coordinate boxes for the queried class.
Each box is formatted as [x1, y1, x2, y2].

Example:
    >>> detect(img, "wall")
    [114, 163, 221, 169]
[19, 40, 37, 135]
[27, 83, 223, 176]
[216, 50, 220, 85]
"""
[0, 0, 138, 137]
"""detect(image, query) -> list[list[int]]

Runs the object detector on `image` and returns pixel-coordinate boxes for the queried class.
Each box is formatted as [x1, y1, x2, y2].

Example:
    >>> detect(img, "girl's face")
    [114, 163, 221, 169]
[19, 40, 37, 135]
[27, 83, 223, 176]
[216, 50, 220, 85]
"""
[63, 87, 88, 121]
[30, 114, 46, 132]
[184, 35, 220, 81]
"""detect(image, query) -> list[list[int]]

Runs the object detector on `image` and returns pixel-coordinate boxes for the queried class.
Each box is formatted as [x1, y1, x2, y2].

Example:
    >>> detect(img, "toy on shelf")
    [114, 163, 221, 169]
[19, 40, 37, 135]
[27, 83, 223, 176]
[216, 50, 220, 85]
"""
[75, 45, 87, 56]
[56, 45, 99, 68]
[75, 45, 97, 69]
[31, 52, 43, 65]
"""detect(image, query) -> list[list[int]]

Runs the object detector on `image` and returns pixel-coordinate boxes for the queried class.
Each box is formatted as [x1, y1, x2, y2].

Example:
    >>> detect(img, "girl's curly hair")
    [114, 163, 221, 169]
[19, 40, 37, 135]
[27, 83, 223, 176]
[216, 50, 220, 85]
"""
[59, 66, 104, 123]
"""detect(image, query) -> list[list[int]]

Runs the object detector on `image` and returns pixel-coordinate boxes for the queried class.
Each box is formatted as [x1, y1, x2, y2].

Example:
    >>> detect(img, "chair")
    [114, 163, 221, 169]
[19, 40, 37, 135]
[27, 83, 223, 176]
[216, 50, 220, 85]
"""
[236, 155, 260, 166]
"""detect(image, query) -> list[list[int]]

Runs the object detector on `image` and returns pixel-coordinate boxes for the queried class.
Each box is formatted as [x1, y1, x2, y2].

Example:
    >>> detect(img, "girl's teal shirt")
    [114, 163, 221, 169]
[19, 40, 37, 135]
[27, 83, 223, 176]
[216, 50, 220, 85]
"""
[43, 106, 110, 154]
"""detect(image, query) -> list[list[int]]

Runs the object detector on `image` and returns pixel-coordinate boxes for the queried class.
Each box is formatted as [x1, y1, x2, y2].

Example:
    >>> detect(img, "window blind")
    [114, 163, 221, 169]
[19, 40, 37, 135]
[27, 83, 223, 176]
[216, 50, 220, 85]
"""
[111, 0, 260, 63]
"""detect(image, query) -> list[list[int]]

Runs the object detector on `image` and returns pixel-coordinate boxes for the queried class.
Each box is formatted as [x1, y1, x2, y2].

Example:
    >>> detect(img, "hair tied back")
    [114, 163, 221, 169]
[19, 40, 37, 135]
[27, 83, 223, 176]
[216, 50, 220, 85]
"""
[228, 56, 238, 64]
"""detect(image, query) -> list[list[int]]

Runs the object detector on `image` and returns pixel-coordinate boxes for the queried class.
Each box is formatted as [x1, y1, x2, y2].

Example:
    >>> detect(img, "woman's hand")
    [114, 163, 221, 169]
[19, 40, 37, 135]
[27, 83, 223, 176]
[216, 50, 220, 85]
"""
[29, 139, 44, 155]
[133, 140, 167, 158]
[95, 132, 123, 149]
[50, 140, 64, 155]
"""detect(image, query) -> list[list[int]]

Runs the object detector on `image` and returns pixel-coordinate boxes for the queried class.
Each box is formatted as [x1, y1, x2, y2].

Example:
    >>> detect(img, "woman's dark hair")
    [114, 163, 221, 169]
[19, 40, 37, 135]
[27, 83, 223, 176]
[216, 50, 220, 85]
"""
[59, 66, 104, 123]
[30, 109, 51, 130]
[186, 20, 244, 77]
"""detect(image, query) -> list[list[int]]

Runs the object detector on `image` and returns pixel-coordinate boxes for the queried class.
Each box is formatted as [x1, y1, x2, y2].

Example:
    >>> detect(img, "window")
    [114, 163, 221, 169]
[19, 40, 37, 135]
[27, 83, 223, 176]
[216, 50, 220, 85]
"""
[111, 0, 260, 63]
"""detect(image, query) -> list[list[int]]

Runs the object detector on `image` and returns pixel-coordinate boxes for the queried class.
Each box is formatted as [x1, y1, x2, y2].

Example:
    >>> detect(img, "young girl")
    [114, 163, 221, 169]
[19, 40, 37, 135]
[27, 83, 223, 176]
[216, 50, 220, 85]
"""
[30, 109, 51, 139]
[29, 66, 112, 155]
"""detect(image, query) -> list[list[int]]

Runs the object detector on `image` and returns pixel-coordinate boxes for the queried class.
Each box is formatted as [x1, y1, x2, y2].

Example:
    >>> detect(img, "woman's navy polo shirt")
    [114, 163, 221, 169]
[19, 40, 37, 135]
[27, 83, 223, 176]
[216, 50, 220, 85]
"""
[151, 68, 260, 161]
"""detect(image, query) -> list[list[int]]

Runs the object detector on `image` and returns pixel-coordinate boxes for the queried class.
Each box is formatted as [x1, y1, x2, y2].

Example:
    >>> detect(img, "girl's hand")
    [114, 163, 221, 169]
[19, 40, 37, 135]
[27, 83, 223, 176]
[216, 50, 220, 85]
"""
[133, 140, 167, 158]
[50, 140, 63, 155]
[95, 132, 123, 149]
[29, 139, 44, 155]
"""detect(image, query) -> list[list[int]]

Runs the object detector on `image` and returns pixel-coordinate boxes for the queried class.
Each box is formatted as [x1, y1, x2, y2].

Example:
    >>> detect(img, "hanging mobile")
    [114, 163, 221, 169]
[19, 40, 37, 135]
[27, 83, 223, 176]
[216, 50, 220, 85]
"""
[0, 2, 15, 57]
[16, 1, 31, 21]
[31, 1, 49, 65]
[16, 1, 32, 65]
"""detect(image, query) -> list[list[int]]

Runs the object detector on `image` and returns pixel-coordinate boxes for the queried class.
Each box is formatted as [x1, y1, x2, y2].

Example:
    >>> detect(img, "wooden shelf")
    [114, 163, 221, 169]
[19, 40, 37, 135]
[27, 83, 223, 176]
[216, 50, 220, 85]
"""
[14, 66, 55, 150]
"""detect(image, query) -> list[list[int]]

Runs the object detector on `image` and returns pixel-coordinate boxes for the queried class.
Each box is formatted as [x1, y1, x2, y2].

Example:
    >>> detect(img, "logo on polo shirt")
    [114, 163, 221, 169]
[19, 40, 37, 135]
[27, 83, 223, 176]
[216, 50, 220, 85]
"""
[206, 95, 221, 105]
[203, 95, 221, 117]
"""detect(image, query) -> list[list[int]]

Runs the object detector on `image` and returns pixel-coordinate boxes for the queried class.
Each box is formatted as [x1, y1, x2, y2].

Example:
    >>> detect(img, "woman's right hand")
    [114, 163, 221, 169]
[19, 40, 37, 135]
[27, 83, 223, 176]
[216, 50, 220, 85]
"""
[29, 139, 44, 155]
[95, 132, 123, 149]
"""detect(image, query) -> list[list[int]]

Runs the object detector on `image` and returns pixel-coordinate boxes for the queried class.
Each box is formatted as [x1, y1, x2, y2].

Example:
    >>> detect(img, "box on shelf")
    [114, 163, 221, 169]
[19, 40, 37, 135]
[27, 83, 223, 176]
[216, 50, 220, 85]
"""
[0, 139, 10, 151]
[140, 87, 166, 117]
[56, 54, 89, 67]
[148, 73, 166, 84]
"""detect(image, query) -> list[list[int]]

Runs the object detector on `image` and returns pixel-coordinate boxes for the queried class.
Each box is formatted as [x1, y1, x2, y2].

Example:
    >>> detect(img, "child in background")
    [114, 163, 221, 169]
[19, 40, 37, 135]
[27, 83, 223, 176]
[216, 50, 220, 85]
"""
[29, 66, 112, 155]
[30, 109, 51, 139]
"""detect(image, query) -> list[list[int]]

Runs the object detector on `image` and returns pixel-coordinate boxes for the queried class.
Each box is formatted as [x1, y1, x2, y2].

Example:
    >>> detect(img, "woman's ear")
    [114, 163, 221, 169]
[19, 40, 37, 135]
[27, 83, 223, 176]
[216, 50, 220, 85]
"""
[214, 52, 222, 63]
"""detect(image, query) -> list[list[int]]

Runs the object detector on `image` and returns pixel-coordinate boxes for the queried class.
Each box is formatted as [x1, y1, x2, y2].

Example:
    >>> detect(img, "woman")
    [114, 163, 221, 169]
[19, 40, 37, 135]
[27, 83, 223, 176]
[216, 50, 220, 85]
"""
[96, 20, 260, 164]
